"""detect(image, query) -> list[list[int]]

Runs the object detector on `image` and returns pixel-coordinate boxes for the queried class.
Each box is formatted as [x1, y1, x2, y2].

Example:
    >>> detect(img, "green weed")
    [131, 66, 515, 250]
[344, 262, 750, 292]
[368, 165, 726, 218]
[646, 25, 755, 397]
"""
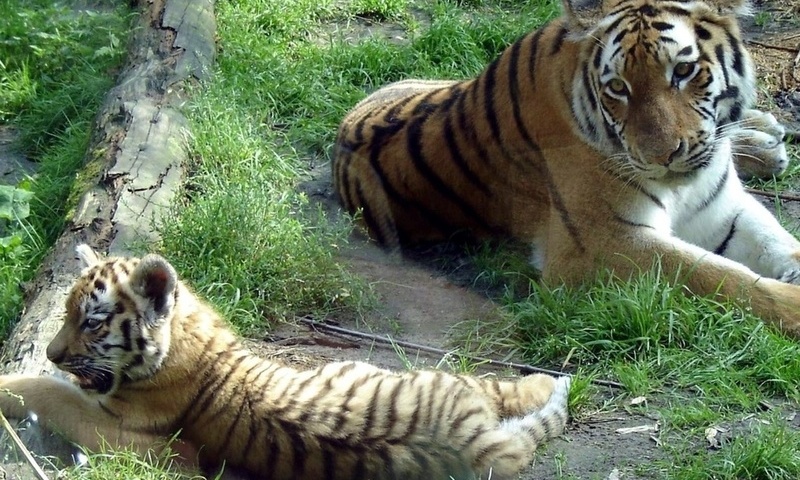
[0, 0, 130, 337]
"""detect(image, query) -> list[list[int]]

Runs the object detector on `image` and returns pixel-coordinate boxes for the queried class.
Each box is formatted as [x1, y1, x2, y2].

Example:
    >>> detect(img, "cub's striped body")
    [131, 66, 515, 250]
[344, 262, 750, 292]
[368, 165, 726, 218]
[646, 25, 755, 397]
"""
[334, 0, 800, 337]
[0, 245, 569, 480]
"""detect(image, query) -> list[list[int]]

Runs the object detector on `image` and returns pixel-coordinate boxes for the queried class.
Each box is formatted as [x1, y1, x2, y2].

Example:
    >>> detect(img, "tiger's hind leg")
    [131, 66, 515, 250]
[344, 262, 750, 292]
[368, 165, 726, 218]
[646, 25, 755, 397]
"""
[730, 108, 788, 179]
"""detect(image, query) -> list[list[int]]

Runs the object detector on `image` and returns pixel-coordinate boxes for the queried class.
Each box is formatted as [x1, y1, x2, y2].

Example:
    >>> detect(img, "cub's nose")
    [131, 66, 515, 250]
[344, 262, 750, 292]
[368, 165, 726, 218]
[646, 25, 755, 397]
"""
[46, 342, 66, 365]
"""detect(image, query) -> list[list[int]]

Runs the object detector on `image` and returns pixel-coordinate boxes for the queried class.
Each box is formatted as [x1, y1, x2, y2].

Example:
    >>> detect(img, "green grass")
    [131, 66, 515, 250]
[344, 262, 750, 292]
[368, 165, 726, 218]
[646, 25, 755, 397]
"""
[0, 0, 131, 336]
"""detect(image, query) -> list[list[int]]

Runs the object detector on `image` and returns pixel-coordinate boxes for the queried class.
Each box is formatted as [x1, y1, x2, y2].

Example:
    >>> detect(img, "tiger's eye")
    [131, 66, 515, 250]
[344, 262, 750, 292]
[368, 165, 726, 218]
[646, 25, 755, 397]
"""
[674, 62, 694, 79]
[607, 78, 628, 96]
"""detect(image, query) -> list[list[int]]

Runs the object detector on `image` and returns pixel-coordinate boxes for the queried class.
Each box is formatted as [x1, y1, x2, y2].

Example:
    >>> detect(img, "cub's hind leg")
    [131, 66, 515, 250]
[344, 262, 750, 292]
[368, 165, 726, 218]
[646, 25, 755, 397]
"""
[466, 376, 571, 480]
[460, 373, 560, 417]
[730, 108, 788, 179]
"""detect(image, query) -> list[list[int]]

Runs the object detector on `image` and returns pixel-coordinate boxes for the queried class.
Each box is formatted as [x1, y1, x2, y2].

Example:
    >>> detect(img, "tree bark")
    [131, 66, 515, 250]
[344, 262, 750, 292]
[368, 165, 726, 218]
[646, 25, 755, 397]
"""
[0, 0, 215, 471]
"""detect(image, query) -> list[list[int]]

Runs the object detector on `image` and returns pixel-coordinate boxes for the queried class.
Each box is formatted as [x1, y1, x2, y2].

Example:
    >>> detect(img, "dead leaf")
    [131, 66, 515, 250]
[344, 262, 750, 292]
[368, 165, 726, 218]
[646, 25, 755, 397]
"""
[705, 427, 721, 449]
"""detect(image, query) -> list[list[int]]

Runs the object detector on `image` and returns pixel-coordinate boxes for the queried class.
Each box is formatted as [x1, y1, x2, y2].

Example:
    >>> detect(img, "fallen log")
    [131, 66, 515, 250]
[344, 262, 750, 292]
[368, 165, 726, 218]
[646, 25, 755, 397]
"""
[0, 0, 215, 473]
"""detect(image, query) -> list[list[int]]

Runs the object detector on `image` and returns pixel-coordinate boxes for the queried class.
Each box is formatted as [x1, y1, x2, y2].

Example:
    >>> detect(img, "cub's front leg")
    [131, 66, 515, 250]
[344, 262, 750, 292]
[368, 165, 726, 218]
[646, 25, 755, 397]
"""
[0, 374, 163, 454]
[730, 108, 788, 179]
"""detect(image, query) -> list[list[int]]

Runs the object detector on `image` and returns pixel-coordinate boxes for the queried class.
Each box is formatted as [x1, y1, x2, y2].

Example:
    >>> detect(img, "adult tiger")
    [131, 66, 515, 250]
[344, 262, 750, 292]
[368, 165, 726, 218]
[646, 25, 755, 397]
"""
[333, 0, 800, 336]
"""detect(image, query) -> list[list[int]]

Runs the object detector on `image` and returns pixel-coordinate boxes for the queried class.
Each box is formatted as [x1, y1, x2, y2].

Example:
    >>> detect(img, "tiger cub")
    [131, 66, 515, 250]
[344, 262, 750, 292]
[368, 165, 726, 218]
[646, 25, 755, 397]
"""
[0, 245, 569, 480]
[333, 0, 800, 336]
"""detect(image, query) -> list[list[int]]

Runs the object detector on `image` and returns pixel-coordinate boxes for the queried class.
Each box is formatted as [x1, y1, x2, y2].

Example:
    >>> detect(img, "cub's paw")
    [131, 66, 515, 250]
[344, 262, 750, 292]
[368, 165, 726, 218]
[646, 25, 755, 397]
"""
[0, 374, 30, 417]
[730, 109, 788, 180]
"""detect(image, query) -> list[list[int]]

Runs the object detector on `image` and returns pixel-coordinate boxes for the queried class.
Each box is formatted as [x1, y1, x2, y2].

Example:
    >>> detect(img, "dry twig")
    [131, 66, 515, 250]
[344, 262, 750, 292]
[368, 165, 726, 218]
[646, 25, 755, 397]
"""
[297, 317, 625, 389]
[745, 39, 799, 53]
[0, 409, 50, 480]
[746, 188, 800, 202]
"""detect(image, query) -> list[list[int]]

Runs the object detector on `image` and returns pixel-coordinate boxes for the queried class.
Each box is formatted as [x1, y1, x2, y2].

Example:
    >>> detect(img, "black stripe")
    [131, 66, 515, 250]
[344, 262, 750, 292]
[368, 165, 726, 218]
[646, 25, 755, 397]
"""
[602, 14, 627, 37]
[365, 98, 461, 237]
[120, 319, 131, 350]
[542, 165, 586, 253]
[509, 36, 541, 152]
[289, 427, 308, 478]
[726, 30, 744, 76]
[630, 180, 666, 210]
[385, 378, 405, 439]
[263, 424, 281, 480]
[652, 21, 673, 31]
[714, 213, 740, 255]
[218, 362, 264, 455]
[528, 28, 545, 87]
[662, 5, 690, 17]
[362, 377, 384, 437]
[549, 25, 569, 55]
[695, 24, 711, 40]
[322, 445, 337, 480]
[443, 92, 492, 195]
[613, 214, 655, 229]
[456, 84, 494, 170]
[482, 57, 504, 148]
[694, 167, 729, 213]
[407, 102, 495, 232]
[241, 399, 260, 464]
[187, 353, 249, 425]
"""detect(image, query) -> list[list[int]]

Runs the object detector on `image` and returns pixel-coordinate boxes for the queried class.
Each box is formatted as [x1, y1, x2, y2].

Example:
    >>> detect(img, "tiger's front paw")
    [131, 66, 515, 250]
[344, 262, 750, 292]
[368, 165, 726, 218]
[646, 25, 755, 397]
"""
[778, 269, 800, 285]
[731, 109, 788, 180]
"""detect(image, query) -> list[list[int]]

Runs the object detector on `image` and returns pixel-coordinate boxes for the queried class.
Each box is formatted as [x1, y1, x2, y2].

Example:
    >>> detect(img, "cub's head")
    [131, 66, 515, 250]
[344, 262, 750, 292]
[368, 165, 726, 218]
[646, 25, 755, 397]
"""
[564, 0, 755, 181]
[46, 244, 178, 395]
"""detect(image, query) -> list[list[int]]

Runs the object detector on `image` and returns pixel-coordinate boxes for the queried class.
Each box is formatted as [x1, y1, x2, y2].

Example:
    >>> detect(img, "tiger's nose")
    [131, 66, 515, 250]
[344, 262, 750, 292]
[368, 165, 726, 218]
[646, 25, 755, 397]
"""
[656, 140, 686, 167]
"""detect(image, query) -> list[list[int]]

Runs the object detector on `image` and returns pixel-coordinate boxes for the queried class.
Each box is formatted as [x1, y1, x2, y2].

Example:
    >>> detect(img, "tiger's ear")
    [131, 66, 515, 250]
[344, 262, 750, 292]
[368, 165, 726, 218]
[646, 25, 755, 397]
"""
[561, 0, 609, 33]
[75, 244, 101, 268]
[129, 254, 178, 326]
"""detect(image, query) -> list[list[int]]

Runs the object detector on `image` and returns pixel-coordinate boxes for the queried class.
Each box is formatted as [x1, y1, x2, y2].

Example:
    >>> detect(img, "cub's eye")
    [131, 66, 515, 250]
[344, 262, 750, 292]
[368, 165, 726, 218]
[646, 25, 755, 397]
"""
[673, 62, 696, 80]
[83, 316, 105, 332]
[606, 78, 629, 97]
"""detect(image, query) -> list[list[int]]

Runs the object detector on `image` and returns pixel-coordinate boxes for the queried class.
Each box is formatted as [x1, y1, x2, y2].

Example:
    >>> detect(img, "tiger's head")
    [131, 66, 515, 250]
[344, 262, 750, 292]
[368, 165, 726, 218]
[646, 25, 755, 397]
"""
[564, 0, 754, 182]
[46, 245, 178, 395]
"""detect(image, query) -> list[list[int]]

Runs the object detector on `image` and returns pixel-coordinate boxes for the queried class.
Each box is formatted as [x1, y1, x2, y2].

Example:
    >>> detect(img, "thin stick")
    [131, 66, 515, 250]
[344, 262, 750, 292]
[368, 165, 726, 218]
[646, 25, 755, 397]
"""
[0, 409, 50, 480]
[297, 317, 625, 389]
[746, 188, 800, 202]
[744, 39, 799, 53]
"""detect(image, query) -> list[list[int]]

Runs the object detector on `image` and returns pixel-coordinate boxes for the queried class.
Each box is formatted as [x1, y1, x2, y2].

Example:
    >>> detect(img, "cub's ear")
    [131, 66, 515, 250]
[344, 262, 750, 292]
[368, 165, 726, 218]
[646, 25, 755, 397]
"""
[561, 0, 607, 33]
[75, 244, 101, 268]
[129, 254, 178, 326]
